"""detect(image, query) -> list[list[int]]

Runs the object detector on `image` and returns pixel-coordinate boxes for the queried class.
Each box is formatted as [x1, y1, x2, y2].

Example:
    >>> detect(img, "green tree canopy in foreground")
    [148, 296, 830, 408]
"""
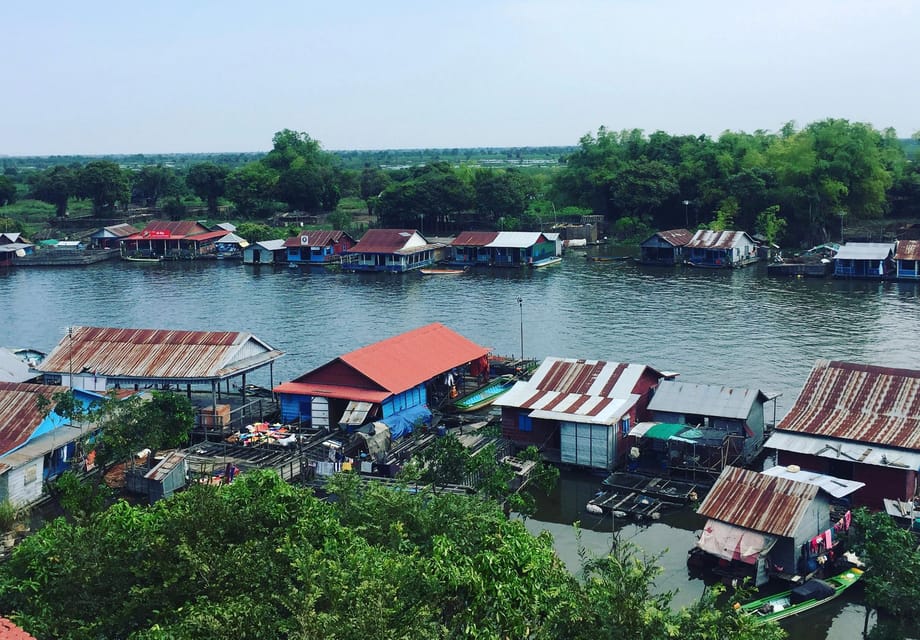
[0, 470, 782, 640]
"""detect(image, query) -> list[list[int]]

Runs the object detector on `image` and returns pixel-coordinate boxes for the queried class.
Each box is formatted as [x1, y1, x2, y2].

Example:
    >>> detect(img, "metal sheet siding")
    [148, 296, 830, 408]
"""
[776, 359, 920, 449]
[686, 230, 751, 250]
[697, 467, 819, 537]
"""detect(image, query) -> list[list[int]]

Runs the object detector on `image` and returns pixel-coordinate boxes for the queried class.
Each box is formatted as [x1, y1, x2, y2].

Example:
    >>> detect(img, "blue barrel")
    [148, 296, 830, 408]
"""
[436, 425, 447, 437]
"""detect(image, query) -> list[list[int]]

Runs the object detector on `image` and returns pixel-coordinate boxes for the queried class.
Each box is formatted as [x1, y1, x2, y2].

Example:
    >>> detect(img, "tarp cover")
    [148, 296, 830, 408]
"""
[381, 405, 431, 439]
[357, 423, 391, 462]
[697, 519, 777, 565]
[644, 423, 686, 440]
[791, 579, 835, 604]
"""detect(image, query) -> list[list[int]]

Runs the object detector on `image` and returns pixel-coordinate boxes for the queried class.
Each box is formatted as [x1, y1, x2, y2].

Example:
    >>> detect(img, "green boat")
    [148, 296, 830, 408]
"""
[738, 567, 863, 625]
[450, 374, 516, 413]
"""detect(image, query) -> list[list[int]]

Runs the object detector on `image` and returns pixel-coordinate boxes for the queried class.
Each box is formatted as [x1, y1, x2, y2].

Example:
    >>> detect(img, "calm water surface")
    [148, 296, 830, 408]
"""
[2, 248, 918, 638]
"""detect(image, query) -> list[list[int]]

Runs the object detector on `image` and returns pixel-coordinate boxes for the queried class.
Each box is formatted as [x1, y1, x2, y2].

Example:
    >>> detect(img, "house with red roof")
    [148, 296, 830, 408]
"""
[120, 220, 225, 260]
[273, 323, 490, 438]
[0, 382, 106, 507]
[448, 231, 557, 267]
[89, 223, 140, 249]
[343, 229, 440, 272]
[766, 359, 920, 508]
[284, 230, 356, 264]
[494, 357, 671, 470]
[893, 239, 920, 281]
[685, 230, 758, 268]
[638, 228, 693, 265]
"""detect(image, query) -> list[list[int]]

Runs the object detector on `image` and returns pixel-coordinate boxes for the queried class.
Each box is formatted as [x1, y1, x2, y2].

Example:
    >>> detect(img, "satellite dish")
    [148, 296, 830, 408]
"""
[15, 249, 26, 257]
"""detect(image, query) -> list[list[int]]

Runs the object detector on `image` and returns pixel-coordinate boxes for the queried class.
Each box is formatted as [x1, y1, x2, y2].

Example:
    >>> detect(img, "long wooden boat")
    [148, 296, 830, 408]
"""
[123, 255, 163, 263]
[530, 256, 562, 268]
[587, 255, 631, 262]
[737, 567, 863, 625]
[450, 374, 516, 413]
[420, 267, 467, 275]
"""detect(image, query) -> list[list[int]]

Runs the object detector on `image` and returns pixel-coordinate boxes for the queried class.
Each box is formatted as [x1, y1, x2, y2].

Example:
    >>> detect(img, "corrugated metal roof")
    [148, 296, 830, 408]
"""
[654, 228, 693, 246]
[775, 359, 920, 450]
[350, 229, 430, 253]
[495, 357, 655, 425]
[216, 233, 247, 244]
[0, 381, 67, 454]
[834, 242, 895, 260]
[127, 220, 211, 240]
[0, 232, 22, 243]
[37, 326, 283, 381]
[254, 240, 286, 251]
[648, 380, 767, 419]
[102, 224, 140, 237]
[488, 232, 548, 249]
[697, 466, 819, 537]
[894, 240, 920, 261]
[273, 381, 390, 403]
[761, 465, 864, 498]
[0, 348, 32, 383]
[285, 323, 489, 397]
[686, 230, 754, 249]
[452, 231, 500, 246]
[766, 429, 920, 471]
[283, 230, 353, 248]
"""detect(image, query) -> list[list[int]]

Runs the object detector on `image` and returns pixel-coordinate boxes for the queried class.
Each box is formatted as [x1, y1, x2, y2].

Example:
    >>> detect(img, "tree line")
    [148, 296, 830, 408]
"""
[2, 120, 919, 247]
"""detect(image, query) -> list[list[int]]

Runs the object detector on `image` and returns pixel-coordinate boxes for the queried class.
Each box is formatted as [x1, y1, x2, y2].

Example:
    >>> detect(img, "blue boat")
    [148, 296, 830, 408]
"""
[450, 374, 516, 412]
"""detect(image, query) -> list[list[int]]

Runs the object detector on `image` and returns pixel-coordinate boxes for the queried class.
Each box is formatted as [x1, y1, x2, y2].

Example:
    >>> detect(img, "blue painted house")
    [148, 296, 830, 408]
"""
[893, 240, 920, 281]
[833, 242, 895, 278]
[343, 229, 440, 272]
[284, 230, 356, 264]
[0, 382, 107, 507]
[274, 323, 490, 440]
[685, 230, 758, 268]
[449, 231, 557, 267]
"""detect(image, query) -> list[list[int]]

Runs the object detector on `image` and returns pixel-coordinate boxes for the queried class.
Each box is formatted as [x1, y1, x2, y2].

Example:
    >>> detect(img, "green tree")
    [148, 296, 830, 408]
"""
[186, 162, 229, 215]
[225, 162, 279, 218]
[235, 222, 275, 242]
[756, 204, 787, 244]
[0, 175, 16, 206]
[77, 160, 130, 215]
[29, 165, 78, 218]
[132, 165, 177, 208]
[709, 196, 739, 231]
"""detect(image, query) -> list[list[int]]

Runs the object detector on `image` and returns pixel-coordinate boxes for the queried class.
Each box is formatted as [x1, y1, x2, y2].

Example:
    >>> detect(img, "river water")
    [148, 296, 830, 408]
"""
[2, 249, 918, 638]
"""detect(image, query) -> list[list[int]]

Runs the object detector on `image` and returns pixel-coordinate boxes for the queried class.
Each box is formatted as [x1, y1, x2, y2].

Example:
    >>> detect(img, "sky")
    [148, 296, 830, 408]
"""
[2, 0, 918, 155]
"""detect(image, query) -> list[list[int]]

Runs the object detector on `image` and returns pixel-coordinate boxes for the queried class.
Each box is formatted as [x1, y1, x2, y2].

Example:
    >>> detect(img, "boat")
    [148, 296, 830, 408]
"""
[449, 374, 516, 413]
[420, 267, 467, 275]
[530, 256, 562, 268]
[123, 255, 163, 263]
[587, 255, 631, 262]
[737, 567, 864, 624]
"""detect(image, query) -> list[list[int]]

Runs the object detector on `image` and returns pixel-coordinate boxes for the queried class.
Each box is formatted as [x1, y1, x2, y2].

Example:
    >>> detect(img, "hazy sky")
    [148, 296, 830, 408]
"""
[3, 0, 917, 155]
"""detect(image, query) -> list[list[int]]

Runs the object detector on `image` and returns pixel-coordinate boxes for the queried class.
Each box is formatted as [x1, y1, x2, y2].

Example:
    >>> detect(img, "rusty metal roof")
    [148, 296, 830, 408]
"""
[775, 359, 920, 450]
[126, 220, 211, 240]
[350, 229, 435, 254]
[37, 327, 283, 381]
[894, 240, 920, 261]
[452, 231, 500, 246]
[283, 230, 354, 248]
[495, 357, 659, 425]
[654, 228, 693, 246]
[281, 323, 489, 397]
[686, 230, 754, 249]
[0, 381, 66, 454]
[101, 224, 140, 237]
[697, 466, 819, 537]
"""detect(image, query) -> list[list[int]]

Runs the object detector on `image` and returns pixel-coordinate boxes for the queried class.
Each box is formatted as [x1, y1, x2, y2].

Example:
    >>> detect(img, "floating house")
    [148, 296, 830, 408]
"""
[684, 230, 758, 268]
[693, 466, 846, 586]
[35, 326, 283, 409]
[494, 357, 672, 471]
[0, 233, 34, 267]
[274, 323, 490, 439]
[893, 240, 920, 281]
[343, 229, 439, 272]
[448, 231, 557, 268]
[89, 224, 140, 249]
[638, 228, 693, 265]
[643, 380, 778, 479]
[832, 242, 895, 278]
[121, 220, 226, 259]
[284, 230, 356, 264]
[243, 239, 286, 265]
[213, 232, 248, 258]
[0, 382, 104, 506]
[765, 359, 920, 508]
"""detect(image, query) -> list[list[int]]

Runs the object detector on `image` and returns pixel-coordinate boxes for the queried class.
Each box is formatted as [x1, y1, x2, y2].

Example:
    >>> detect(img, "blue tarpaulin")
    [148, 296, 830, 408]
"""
[382, 405, 431, 439]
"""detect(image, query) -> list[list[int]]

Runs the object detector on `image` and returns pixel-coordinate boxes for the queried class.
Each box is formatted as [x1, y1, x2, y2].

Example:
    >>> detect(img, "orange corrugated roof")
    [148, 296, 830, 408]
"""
[0, 382, 66, 454]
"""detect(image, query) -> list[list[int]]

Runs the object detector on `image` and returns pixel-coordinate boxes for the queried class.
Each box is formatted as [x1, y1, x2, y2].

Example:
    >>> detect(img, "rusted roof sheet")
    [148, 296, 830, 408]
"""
[283, 323, 489, 397]
[126, 220, 211, 240]
[697, 466, 818, 537]
[452, 231, 500, 246]
[283, 230, 353, 248]
[686, 230, 753, 249]
[894, 240, 920, 261]
[775, 359, 920, 450]
[495, 357, 658, 425]
[0, 381, 66, 454]
[655, 228, 693, 246]
[37, 327, 283, 381]
[350, 229, 434, 254]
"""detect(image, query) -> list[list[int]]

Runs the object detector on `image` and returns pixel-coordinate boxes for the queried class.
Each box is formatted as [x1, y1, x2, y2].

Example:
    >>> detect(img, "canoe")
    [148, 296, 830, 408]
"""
[738, 567, 863, 624]
[420, 268, 466, 275]
[450, 374, 516, 413]
[123, 255, 163, 263]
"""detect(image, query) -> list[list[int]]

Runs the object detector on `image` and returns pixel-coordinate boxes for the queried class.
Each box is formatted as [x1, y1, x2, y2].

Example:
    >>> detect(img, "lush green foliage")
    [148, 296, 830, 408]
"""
[77, 160, 130, 215]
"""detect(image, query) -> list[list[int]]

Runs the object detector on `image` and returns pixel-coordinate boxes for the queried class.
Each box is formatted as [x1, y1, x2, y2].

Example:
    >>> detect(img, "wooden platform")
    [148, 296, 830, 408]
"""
[601, 472, 701, 503]
[586, 490, 665, 520]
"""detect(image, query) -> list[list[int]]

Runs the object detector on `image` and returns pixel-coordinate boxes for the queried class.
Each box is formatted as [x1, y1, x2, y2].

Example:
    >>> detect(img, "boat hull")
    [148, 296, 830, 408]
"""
[450, 374, 516, 412]
[738, 568, 863, 625]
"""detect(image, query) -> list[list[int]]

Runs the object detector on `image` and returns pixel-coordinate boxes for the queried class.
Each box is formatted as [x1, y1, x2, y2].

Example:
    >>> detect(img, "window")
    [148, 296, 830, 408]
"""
[518, 414, 532, 432]
[621, 416, 631, 436]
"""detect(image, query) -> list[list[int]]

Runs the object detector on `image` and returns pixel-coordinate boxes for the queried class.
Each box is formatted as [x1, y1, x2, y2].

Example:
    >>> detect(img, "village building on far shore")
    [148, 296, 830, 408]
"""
[638, 228, 693, 266]
[766, 359, 920, 508]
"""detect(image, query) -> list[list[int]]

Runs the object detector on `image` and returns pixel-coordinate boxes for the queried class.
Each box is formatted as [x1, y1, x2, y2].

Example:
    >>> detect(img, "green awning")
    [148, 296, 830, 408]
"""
[643, 423, 687, 440]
